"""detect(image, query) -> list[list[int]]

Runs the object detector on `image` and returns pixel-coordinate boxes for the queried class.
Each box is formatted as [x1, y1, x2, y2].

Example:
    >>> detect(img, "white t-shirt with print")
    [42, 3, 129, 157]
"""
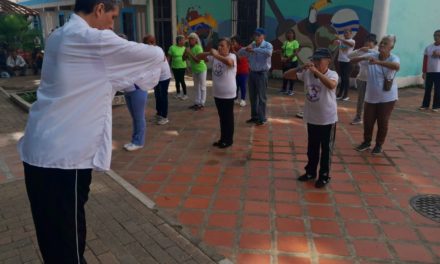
[337, 38, 355, 62]
[364, 51, 400, 103]
[208, 54, 237, 99]
[425, 43, 440, 73]
[297, 69, 339, 125]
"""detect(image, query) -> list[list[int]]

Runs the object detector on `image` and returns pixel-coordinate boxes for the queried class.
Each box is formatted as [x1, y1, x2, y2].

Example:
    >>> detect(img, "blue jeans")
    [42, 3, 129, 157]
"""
[249, 71, 268, 122]
[154, 78, 170, 118]
[236, 74, 248, 100]
[124, 89, 147, 146]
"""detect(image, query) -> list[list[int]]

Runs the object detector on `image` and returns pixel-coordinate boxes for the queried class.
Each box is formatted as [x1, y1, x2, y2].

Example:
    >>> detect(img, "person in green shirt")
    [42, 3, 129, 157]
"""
[168, 35, 188, 100]
[280, 29, 300, 95]
[185, 32, 208, 110]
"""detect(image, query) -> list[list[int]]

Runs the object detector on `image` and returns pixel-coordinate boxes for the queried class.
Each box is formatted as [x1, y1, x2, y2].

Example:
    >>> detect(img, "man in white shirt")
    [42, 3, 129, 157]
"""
[18, 0, 164, 263]
[283, 48, 339, 188]
[6, 50, 27, 76]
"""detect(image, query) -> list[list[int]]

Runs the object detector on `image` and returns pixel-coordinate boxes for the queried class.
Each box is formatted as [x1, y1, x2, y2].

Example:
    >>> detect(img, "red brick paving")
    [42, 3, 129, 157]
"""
[2, 79, 440, 263]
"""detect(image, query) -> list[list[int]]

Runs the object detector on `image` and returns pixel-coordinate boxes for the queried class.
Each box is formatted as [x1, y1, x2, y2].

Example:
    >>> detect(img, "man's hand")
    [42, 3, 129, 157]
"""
[245, 45, 253, 52]
[422, 73, 426, 80]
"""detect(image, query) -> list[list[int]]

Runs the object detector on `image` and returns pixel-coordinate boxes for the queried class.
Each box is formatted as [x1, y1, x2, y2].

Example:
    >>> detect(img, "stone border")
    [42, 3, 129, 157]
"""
[9, 91, 33, 112]
[105, 170, 233, 264]
[2, 88, 126, 111]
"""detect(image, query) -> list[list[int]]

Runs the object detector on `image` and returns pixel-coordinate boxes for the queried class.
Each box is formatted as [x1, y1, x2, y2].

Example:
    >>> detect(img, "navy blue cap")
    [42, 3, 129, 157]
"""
[254, 28, 266, 36]
[309, 48, 332, 60]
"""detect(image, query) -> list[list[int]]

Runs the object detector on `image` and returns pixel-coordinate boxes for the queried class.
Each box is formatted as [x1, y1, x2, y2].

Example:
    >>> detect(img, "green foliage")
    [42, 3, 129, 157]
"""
[0, 14, 42, 51]
[18, 91, 37, 104]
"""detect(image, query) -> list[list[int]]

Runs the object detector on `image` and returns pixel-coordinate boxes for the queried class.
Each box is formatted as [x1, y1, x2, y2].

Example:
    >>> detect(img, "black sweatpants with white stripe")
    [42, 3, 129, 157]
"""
[304, 123, 336, 178]
[24, 162, 91, 264]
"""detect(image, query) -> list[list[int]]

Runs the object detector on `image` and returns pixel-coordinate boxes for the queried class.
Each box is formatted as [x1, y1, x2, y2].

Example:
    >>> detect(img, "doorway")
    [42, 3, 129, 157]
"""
[233, 0, 260, 45]
[153, 0, 172, 51]
[121, 8, 136, 41]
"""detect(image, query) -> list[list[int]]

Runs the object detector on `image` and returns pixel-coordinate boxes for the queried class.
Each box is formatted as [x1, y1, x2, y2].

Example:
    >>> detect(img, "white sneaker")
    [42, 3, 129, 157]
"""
[123, 142, 131, 149]
[149, 114, 161, 122]
[342, 97, 350, 101]
[124, 143, 143, 151]
[174, 93, 182, 99]
[180, 95, 188, 100]
[235, 99, 240, 104]
[239, 100, 246, 107]
[157, 118, 169, 125]
[350, 117, 363, 125]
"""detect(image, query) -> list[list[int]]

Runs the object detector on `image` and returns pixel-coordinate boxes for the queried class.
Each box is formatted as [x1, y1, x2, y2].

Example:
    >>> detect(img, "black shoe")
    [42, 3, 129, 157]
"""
[315, 176, 331, 188]
[188, 104, 198, 109]
[255, 120, 266, 126]
[355, 141, 371, 152]
[212, 140, 221, 147]
[218, 142, 232, 149]
[371, 145, 382, 155]
[246, 118, 257, 124]
[297, 173, 316, 182]
[194, 104, 204, 111]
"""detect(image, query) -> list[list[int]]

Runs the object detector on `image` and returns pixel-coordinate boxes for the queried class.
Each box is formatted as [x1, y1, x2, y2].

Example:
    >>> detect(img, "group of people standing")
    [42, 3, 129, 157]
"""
[124, 27, 407, 190]
[283, 32, 401, 189]
[129, 28, 273, 151]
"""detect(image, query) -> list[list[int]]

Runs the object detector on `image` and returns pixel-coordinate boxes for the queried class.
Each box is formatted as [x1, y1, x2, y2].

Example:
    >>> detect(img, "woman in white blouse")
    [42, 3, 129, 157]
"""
[197, 38, 237, 148]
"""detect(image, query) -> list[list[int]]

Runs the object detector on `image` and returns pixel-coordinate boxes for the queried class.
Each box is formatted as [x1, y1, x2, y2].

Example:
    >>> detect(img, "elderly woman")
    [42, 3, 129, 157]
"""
[351, 35, 400, 155]
[185, 32, 208, 110]
[284, 48, 338, 188]
[197, 38, 237, 148]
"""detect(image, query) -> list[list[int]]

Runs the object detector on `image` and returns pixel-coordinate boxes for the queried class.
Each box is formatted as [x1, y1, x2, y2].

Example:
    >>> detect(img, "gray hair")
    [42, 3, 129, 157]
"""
[382, 34, 397, 48]
[188, 32, 201, 45]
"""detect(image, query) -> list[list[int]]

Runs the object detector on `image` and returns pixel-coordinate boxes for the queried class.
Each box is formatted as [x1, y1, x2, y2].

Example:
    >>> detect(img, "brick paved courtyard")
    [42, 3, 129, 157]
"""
[1, 76, 439, 263]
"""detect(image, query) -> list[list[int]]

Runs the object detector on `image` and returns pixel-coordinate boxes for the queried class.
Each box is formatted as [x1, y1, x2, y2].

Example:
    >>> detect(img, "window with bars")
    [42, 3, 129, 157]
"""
[231, 0, 260, 45]
[153, 0, 172, 51]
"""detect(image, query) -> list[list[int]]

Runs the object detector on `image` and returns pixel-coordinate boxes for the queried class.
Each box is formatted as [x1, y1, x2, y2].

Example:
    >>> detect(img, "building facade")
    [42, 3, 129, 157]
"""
[18, 0, 149, 41]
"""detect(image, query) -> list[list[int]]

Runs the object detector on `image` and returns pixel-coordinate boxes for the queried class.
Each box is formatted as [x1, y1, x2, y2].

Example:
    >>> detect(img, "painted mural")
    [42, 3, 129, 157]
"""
[265, 0, 375, 67]
[176, 1, 231, 50]
[175, 0, 374, 69]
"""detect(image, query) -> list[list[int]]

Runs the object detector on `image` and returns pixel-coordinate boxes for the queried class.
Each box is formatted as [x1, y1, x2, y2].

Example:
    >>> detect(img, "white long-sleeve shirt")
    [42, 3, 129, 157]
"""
[18, 14, 164, 170]
[6, 55, 26, 67]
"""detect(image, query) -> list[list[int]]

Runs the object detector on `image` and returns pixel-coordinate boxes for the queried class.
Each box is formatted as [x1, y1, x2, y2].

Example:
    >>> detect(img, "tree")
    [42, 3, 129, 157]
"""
[0, 14, 42, 51]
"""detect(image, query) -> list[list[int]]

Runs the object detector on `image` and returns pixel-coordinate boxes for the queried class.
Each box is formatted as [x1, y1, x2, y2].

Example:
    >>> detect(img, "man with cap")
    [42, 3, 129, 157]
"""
[284, 48, 339, 188]
[238, 28, 273, 125]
